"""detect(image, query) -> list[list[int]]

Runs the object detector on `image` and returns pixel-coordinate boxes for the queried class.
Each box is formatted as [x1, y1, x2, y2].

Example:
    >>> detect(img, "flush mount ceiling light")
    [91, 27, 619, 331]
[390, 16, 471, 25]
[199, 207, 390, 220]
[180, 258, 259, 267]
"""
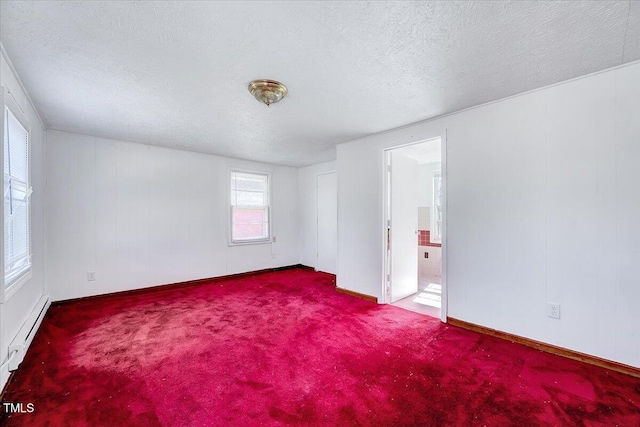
[248, 79, 288, 107]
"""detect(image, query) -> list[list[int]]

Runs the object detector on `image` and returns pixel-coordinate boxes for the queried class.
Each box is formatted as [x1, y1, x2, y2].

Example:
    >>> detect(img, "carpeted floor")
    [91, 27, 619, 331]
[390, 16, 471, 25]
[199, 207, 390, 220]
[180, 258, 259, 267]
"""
[2, 268, 639, 426]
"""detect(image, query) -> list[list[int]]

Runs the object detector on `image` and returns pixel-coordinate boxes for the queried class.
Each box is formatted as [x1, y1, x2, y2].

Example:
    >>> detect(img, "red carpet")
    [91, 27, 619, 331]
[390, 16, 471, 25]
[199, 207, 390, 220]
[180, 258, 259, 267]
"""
[2, 268, 639, 426]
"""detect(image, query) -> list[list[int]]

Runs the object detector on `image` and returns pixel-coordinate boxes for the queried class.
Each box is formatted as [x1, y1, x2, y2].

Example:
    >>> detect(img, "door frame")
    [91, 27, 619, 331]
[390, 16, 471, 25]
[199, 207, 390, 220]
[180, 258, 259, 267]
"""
[382, 132, 448, 322]
[316, 171, 338, 274]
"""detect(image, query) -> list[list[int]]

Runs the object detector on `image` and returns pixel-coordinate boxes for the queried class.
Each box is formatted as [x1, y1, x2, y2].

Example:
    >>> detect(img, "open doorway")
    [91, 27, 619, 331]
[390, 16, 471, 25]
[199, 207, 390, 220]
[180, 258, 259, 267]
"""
[384, 137, 444, 319]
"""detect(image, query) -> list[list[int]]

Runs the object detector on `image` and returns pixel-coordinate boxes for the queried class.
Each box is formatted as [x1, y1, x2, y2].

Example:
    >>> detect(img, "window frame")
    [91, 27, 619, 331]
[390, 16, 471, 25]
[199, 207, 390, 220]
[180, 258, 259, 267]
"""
[1, 88, 32, 303]
[430, 171, 442, 244]
[228, 168, 272, 246]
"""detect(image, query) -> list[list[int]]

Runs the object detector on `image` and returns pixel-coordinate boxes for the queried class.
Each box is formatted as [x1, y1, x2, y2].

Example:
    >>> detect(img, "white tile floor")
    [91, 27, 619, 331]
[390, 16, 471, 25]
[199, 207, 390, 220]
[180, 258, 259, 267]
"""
[392, 275, 442, 318]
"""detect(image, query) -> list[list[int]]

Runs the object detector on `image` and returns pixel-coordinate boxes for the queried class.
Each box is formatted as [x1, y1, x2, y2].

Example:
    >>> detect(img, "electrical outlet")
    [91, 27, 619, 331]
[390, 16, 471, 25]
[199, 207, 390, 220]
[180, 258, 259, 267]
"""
[547, 303, 560, 319]
[272, 236, 277, 243]
[87, 272, 96, 281]
[424, 252, 429, 258]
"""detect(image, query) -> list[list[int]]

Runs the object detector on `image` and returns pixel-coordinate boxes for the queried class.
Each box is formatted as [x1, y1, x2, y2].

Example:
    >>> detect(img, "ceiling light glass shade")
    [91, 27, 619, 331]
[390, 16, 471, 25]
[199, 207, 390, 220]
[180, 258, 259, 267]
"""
[248, 80, 288, 107]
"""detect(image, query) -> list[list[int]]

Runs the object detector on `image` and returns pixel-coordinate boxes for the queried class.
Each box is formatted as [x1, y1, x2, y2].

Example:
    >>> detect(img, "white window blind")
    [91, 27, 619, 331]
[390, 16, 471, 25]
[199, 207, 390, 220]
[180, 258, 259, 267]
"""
[230, 171, 270, 243]
[4, 106, 31, 287]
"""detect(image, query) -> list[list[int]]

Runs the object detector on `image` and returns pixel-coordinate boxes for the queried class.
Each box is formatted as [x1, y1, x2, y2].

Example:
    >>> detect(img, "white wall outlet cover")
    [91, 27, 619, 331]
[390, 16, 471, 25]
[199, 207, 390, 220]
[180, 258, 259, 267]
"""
[87, 272, 96, 281]
[547, 303, 560, 319]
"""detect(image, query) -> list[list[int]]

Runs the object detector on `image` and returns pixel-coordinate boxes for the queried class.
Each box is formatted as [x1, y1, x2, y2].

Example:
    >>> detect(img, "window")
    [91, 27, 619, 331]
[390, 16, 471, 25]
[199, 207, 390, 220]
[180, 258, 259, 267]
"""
[230, 171, 270, 244]
[431, 172, 442, 244]
[4, 105, 31, 288]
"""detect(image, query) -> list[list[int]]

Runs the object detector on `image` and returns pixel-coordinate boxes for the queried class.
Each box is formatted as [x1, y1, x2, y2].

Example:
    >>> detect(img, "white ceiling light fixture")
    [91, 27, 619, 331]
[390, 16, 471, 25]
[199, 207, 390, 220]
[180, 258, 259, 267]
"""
[248, 79, 288, 107]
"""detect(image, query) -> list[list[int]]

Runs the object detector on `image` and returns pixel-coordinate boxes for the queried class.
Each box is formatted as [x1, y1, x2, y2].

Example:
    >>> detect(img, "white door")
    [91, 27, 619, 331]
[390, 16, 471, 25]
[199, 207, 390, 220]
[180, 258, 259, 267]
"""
[390, 152, 419, 302]
[316, 173, 337, 274]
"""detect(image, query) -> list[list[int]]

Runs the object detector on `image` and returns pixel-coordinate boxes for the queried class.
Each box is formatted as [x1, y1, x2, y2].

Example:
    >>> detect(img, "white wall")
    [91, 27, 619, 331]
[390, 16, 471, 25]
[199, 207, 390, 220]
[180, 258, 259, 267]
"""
[46, 131, 299, 301]
[418, 246, 441, 279]
[298, 161, 336, 269]
[337, 61, 640, 368]
[0, 50, 47, 390]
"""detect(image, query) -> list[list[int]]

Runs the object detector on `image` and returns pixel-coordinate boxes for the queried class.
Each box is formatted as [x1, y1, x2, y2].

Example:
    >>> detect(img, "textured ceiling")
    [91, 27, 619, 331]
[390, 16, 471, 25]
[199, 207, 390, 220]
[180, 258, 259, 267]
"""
[1, 1, 638, 166]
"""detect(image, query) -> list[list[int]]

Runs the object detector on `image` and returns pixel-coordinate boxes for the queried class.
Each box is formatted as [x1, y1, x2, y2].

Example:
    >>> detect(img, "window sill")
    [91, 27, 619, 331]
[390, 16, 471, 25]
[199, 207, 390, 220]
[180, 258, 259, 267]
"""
[4, 270, 32, 302]
[228, 239, 272, 247]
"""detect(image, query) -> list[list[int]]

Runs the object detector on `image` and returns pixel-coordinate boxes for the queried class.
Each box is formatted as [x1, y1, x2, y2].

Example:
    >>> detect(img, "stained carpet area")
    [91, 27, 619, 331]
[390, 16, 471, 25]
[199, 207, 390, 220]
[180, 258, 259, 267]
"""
[2, 268, 639, 426]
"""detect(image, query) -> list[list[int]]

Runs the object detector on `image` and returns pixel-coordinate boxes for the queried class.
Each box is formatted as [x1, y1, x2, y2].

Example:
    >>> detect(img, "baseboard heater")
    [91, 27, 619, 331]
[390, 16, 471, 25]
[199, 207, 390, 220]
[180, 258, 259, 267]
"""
[5, 295, 50, 371]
